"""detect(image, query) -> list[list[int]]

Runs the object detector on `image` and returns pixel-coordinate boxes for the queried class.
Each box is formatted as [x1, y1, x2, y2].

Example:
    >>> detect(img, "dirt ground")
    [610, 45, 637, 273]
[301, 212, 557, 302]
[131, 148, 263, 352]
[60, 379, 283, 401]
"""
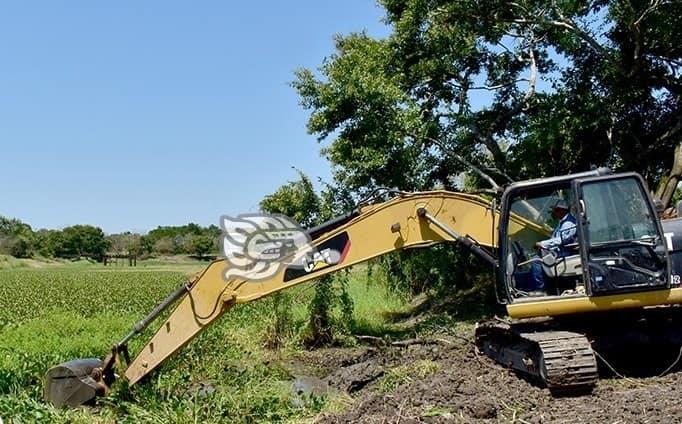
[289, 331, 682, 423]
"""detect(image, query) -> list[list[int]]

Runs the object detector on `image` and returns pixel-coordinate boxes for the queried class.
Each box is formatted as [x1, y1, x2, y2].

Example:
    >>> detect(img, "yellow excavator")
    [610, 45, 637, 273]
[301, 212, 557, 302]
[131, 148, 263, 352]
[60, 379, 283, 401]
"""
[45, 168, 682, 407]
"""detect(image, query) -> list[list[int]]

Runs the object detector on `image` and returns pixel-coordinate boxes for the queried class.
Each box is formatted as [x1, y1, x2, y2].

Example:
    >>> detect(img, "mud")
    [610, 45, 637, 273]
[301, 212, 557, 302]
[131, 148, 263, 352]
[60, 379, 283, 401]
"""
[289, 333, 682, 423]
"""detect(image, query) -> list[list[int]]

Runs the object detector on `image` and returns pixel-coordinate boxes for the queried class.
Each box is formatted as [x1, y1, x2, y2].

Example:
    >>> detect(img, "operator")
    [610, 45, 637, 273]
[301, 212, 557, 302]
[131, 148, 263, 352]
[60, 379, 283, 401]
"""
[534, 200, 577, 255]
[526, 200, 577, 292]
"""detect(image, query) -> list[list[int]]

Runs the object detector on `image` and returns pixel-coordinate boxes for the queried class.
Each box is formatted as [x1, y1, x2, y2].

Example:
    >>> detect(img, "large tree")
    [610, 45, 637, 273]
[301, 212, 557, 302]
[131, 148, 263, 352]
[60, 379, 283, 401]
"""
[60, 225, 110, 261]
[294, 0, 681, 206]
[0, 216, 34, 258]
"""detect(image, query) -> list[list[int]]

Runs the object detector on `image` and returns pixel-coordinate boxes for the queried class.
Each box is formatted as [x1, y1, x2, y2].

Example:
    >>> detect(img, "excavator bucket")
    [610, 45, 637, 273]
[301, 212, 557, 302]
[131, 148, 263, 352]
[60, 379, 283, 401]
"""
[43, 282, 188, 408]
[44, 358, 109, 408]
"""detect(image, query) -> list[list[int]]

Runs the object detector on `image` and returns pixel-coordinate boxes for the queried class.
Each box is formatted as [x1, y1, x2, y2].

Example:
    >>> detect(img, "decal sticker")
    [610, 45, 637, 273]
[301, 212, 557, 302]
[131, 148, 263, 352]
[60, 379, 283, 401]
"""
[283, 232, 351, 282]
[220, 213, 313, 282]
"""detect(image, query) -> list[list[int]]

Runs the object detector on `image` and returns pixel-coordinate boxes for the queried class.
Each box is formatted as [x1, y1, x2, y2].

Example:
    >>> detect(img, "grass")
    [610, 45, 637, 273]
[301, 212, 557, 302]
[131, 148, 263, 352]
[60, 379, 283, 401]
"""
[0, 259, 409, 423]
[375, 360, 440, 393]
[342, 267, 410, 336]
[0, 255, 66, 270]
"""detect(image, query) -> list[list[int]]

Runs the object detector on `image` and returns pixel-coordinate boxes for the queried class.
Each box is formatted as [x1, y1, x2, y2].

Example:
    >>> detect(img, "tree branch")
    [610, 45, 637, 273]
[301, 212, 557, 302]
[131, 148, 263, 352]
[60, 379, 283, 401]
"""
[634, 0, 663, 28]
[509, 16, 611, 60]
[656, 142, 682, 207]
[649, 73, 682, 97]
[419, 135, 503, 192]
[523, 45, 538, 105]
[484, 167, 515, 183]
[628, 0, 663, 77]
[657, 117, 682, 144]
[469, 79, 530, 91]
[485, 37, 538, 141]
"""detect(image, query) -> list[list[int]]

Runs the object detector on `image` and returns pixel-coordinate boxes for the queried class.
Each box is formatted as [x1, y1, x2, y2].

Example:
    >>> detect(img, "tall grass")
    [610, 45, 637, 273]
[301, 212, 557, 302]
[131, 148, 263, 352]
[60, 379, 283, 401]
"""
[0, 261, 408, 423]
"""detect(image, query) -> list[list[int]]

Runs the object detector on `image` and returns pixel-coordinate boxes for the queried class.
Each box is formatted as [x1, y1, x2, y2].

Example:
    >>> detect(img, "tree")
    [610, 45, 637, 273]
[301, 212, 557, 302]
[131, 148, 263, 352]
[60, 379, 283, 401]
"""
[294, 0, 681, 205]
[138, 235, 155, 255]
[292, 0, 681, 300]
[260, 170, 321, 227]
[106, 232, 142, 254]
[34, 229, 63, 258]
[0, 216, 34, 258]
[60, 225, 110, 261]
[153, 237, 175, 255]
[144, 223, 220, 256]
[189, 235, 214, 258]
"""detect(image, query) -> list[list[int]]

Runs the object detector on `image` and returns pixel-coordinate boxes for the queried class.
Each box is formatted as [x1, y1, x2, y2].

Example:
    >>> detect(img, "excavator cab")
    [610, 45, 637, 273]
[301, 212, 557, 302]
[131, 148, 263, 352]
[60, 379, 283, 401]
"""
[499, 171, 670, 302]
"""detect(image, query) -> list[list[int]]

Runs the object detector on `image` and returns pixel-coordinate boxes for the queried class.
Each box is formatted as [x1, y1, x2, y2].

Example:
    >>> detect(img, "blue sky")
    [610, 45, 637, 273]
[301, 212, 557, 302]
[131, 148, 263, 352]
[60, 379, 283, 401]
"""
[0, 2, 389, 233]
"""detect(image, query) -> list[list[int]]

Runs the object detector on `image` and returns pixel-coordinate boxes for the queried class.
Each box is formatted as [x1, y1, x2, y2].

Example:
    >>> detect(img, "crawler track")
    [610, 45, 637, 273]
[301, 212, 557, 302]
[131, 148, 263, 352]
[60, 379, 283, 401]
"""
[475, 320, 598, 394]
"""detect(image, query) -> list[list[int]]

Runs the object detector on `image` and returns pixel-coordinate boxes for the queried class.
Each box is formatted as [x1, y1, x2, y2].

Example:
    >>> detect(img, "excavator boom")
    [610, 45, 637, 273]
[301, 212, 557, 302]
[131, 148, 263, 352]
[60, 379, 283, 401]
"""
[126, 191, 499, 383]
[46, 191, 514, 406]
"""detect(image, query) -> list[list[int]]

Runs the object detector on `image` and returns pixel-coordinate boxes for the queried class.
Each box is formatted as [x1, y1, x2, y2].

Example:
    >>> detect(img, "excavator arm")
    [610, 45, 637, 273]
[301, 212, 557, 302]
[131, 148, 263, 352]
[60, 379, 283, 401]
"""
[127, 191, 499, 383]
[45, 190, 509, 407]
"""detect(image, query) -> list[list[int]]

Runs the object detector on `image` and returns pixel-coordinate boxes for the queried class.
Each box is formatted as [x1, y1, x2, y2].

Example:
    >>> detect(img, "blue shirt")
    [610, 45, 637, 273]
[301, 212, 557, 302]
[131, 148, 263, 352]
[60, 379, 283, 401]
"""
[539, 213, 577, 251]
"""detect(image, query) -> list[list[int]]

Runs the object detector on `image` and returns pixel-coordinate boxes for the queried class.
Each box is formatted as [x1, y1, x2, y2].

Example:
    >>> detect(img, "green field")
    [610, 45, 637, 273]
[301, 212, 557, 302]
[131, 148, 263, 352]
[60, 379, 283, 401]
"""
[0, 260, 407, 423]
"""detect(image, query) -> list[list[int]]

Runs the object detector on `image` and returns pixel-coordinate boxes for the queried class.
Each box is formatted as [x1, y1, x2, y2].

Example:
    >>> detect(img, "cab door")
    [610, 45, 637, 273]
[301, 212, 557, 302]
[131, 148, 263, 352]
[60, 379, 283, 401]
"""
[572, 173, 670, 295]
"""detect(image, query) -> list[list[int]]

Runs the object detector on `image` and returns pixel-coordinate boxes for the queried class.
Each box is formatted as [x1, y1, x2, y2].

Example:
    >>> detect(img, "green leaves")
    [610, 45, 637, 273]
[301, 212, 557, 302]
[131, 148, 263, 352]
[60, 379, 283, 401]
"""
[295, 0, 681, 197]
[0, 269, 184, 326]
[0, 216, 35, 258]
[293, 32, 430, 193]
[260, 171, 320, 227]
[59, 225, 110, 260]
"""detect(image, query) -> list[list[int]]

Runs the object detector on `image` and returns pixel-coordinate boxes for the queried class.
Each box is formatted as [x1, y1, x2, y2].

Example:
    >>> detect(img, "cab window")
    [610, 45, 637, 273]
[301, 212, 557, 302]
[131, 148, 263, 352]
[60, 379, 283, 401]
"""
[581, 178, 657, 244]
[504, 184, 582, 298]
[578, 176, 667, 294]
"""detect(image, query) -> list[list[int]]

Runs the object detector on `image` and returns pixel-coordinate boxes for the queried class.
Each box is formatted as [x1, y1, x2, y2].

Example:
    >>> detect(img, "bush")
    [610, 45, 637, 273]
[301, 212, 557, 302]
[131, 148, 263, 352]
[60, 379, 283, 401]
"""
[377, 244, 494, 300]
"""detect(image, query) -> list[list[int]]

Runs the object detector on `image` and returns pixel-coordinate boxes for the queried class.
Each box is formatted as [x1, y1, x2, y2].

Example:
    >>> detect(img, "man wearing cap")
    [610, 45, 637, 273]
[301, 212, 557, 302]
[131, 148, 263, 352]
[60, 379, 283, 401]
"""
[534, 200, 577, 255]
[524, 199, 577, 292]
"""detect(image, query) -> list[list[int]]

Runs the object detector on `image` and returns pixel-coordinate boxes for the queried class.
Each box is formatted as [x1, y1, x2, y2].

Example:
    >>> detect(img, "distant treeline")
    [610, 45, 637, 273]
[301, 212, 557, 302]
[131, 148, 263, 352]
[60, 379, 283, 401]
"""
[0, 216, 221, 261]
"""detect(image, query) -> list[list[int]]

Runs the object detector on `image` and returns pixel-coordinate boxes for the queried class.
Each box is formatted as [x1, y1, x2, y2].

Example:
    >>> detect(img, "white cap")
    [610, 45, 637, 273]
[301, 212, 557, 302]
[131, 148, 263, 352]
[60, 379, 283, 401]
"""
[553, 199, 569, 210]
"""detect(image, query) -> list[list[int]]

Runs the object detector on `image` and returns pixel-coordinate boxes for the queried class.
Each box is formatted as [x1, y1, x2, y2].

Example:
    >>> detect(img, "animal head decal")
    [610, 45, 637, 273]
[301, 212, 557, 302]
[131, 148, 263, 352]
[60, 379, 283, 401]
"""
[220, 214, 312, 281]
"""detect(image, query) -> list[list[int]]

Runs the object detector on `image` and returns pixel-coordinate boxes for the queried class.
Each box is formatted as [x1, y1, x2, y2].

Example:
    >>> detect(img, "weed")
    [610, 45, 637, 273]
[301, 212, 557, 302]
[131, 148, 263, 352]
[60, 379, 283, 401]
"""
[376, 360, 440, 393]
[0, 261, 409, 422]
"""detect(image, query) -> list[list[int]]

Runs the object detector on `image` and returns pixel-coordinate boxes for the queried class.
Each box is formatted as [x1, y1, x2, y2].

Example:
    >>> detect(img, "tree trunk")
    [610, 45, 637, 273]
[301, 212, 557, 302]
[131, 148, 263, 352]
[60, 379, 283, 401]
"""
[655, 142, 682, 209]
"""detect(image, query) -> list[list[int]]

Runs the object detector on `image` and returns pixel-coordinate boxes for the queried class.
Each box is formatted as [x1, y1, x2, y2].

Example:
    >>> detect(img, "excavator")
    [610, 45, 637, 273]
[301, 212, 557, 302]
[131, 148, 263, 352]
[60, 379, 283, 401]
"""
[45, 168, 682, 407]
